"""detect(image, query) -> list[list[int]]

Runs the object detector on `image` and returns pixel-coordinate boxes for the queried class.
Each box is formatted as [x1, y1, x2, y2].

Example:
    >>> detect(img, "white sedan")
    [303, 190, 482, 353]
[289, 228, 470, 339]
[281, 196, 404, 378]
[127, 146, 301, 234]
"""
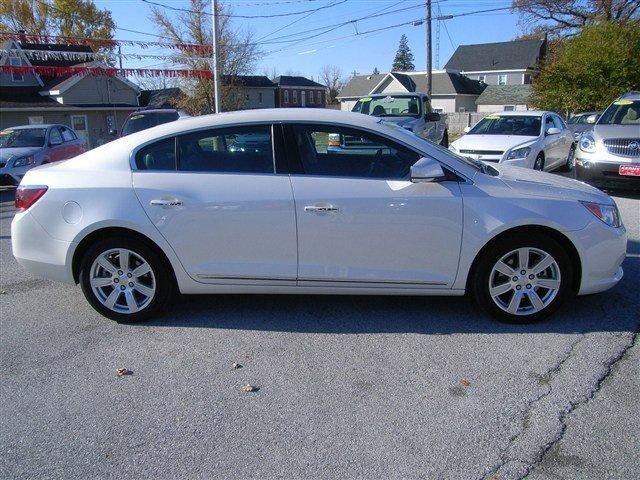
[449, 111, 576, 171]
[12, 109, 626, 324]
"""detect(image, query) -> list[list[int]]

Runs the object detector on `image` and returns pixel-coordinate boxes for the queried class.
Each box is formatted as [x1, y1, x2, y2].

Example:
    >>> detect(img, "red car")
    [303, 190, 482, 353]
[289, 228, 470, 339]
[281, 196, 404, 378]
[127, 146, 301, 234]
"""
[0, 124, 86, 186]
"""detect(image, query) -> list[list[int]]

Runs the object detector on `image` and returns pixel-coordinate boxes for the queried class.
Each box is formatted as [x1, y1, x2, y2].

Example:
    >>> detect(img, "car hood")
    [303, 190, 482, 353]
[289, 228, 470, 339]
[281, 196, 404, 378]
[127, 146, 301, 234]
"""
[0, 146, 42, 163]
[378, 116, 420, 128]
[491, 164, 612, 204]
[592, 124, 640, 140]
[452, 134, 537, 152]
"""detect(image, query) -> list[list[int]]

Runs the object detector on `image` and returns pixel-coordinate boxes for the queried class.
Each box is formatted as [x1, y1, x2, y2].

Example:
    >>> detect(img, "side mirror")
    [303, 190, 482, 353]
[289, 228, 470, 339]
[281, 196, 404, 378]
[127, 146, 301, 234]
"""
[546, 127, 561, 136]
[463, 126, 471, 134]
[425, 112, 441, 122]
[109, 128, 118, 136]
[586, 114, 597, 124]
[410, 156, 445, 183]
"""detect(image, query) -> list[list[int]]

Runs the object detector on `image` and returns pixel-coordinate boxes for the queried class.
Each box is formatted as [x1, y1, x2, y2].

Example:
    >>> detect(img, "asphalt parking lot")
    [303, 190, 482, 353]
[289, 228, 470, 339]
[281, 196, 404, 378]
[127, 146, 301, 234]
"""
[0, 185, 638, 480]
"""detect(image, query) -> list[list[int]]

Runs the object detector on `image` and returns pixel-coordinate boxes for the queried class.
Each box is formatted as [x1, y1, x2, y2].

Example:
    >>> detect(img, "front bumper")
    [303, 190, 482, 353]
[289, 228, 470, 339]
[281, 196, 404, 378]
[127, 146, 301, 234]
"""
[575, 158, 640, 190]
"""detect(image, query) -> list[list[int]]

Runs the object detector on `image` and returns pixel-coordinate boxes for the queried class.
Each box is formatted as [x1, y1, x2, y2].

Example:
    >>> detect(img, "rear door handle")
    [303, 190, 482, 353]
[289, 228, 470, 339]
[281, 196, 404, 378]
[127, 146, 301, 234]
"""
[150, 199, 183, 207]
[304, 204, 339, 213]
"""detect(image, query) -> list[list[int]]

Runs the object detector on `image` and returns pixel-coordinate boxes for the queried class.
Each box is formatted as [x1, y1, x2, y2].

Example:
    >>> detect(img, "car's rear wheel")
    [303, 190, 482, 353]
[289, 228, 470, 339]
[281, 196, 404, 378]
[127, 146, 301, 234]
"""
[472, 233, 573, 324]
[534, 153, 545, 171]
[79, 236, 175, 322]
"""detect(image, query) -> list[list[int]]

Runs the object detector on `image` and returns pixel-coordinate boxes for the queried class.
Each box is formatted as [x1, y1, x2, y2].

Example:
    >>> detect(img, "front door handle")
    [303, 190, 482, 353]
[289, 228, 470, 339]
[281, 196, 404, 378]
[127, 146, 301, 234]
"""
[304, 204, 339, 213]
[150, 199, 183, 207]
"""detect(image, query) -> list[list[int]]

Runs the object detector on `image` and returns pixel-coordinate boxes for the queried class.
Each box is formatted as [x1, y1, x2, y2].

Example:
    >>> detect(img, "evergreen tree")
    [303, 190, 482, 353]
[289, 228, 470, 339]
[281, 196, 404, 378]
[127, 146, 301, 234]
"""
[372, 67, 380, 74]
[391, 34, 415, 71]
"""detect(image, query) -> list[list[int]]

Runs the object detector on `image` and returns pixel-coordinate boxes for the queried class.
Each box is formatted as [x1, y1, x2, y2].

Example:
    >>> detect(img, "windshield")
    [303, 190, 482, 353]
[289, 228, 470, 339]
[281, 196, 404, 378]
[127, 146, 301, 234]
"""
[469, 115, 542, 136]
[598, 99, 640, 125]
[353, 95, 422, 118]
[0, 128, 47, 148]
[121, 112, 179, 136]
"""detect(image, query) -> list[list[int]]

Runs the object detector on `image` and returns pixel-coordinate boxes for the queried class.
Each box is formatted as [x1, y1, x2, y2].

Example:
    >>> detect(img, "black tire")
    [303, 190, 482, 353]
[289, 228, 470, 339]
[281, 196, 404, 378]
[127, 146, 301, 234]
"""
[471, 232, 574, 324]
[534, 153, 545, 171]
[562, 144, 576, 172]
[440, 130, 449, 148]
[79, 236, 175, 322]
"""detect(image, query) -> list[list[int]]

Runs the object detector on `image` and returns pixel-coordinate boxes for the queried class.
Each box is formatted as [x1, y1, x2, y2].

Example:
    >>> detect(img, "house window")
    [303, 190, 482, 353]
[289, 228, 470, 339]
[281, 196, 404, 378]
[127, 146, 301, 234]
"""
[293, 90, 298, 104]
[523, 74, 532, 84]
[503, 105, 516, 111]
[309, 91, 314, 105]
[258, 92, 263, 103]
[498, 74, 507, 85]
[284, 90, 289, 103]
[478, 75, 486, 83]
[458, 107, 466, 113]
[28, 116, 44, 125]
[10, 57, 23, 82]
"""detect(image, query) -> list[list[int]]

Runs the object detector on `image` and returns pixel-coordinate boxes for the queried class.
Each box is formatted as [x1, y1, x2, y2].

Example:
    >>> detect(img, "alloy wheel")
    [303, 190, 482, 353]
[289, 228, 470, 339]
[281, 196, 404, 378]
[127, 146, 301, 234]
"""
[89, 248, 156, 314]
[566, 146, 576, 170]
[488, 247, 561, 316]
[534, 156, 544, 171]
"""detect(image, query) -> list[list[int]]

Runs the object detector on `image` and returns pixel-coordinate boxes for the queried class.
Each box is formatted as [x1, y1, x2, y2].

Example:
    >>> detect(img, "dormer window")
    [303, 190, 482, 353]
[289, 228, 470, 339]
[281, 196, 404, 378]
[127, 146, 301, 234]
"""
[9, 57, 23, 82]
[498, 74, 507, 85]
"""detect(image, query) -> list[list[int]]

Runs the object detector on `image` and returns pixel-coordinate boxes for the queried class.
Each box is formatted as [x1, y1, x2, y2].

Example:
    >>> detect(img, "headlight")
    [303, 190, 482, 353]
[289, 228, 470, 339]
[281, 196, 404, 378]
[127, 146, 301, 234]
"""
[506, 146, 531, 160]
[579, 133, 596, 153]
[12, 155, 35, 167]
[580, 201, 621, 228]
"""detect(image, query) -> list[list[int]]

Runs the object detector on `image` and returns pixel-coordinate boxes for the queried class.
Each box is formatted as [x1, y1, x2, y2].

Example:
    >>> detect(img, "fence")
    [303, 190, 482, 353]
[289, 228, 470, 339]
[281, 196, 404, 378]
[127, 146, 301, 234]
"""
[443, 112, 488, 135]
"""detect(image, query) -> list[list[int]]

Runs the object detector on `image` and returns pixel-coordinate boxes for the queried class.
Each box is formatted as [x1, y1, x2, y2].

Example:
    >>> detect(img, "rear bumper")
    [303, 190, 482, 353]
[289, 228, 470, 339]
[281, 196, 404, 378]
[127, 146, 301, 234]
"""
[575, 159, 640, 190]
[11, 210, 76, 284]
[0, 173, 18, 186]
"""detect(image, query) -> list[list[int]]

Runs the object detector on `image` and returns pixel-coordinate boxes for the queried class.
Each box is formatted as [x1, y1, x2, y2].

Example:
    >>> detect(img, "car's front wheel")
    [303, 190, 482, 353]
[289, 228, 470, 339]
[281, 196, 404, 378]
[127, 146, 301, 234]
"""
[79, 236, 175, 322]
[533, 153, 545, 171]
[472, 233, 573, 324]
[563, 144, 576, 172]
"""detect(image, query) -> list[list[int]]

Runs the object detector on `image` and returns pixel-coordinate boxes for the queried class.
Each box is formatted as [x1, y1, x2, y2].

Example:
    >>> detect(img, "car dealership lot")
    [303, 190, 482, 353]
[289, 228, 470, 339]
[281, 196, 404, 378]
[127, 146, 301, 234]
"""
[0, 187, 638, 479]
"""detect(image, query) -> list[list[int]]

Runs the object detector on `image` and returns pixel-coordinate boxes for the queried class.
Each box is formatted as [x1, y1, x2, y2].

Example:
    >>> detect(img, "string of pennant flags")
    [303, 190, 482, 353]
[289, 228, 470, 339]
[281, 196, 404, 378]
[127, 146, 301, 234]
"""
[0, 32, 213, 54]
[1, 48, 214, 63]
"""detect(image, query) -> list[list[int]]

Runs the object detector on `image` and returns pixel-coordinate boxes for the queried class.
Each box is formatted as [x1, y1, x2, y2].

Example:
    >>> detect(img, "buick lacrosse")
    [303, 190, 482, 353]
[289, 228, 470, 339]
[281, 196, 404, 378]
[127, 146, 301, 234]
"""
[12, 109, 626, 324]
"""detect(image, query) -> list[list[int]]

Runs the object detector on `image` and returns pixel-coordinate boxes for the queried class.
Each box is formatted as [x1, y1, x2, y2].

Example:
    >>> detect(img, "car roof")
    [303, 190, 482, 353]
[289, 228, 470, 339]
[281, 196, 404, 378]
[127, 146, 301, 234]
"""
[366, 92, 426, 98]
[123, 108, 383, 143]
[618, 91, 640, 100]
[3, 124, 59, 130]
[129, 109, 180, 115]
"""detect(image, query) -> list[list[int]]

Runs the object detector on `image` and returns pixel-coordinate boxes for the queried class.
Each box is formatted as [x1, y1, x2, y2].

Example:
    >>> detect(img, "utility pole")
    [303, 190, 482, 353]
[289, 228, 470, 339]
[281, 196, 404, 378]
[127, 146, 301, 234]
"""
[118, 45, 123, 70]
[425, 0, 432, 96]
[212, 0, 222, 113]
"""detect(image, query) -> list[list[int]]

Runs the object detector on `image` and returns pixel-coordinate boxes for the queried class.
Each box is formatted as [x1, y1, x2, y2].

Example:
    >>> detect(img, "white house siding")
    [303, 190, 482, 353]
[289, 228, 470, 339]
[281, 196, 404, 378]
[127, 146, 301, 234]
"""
[430, 97, 456, 113]
[375, 77, 407, 94]
[454, 95, 478, 113]
[0, 41, 41, 87]
[477, 104, 529, 113]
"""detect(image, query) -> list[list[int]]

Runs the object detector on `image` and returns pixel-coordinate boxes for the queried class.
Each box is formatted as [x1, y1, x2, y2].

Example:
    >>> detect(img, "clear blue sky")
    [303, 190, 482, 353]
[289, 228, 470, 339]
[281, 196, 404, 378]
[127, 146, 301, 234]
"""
[94, 0, 523, 79]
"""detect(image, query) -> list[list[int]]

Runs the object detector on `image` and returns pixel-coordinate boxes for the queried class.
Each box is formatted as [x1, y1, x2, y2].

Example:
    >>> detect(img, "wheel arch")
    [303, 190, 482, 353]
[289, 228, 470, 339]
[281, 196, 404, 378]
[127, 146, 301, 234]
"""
[465, 225, 582, 294]
[71, 226, 178, 287]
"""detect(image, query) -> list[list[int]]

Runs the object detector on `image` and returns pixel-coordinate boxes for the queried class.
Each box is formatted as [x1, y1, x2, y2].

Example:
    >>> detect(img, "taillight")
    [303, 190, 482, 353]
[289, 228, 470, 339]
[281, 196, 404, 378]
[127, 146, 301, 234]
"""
[15, 186, 48, 212]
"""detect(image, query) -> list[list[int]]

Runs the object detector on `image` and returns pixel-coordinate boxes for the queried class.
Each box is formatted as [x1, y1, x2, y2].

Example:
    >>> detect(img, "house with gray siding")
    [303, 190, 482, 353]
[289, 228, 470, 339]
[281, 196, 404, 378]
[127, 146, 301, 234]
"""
[337, 71, 485, 113]
[0, 39, 140, 148]
[443, 38, 545, 111]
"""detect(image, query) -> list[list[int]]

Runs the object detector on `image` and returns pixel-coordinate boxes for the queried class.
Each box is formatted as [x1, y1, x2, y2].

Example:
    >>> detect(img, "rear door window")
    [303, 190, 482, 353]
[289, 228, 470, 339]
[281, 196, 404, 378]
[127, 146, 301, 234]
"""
[177, 125, 274, 174]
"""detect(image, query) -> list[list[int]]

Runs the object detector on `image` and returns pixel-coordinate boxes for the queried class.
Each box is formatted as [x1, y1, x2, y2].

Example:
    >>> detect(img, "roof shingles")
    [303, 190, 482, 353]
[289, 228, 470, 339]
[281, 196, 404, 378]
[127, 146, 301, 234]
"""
[444, 39, 545, 72]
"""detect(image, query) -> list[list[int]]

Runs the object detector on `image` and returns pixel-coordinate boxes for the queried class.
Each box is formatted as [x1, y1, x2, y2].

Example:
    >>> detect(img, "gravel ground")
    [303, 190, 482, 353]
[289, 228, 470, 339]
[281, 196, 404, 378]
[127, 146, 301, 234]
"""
[0, 185, 638, 480]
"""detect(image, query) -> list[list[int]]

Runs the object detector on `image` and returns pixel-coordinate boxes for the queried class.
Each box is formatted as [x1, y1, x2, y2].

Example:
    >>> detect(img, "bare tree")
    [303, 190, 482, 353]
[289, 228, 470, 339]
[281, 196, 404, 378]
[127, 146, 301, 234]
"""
[150, 0, 260, 113]
[319, 65, 344, 105]
[512, 0, 640, 37]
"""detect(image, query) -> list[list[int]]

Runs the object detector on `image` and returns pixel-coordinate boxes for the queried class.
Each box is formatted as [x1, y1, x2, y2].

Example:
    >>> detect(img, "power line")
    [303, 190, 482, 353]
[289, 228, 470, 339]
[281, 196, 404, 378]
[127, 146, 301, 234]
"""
[140, 0, 346, 18]
[256, 0, 343, 42]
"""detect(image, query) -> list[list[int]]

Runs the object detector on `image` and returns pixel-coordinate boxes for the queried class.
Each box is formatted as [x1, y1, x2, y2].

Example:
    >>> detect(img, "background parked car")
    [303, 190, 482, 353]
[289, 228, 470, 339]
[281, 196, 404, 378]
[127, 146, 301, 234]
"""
[0, 124, 86, 187]
[350, 93, 448, 147]
[575, 91, 640, 189]
[116, 109, 189, 138]
[449, 111, 576, 172]
[567, 111, 599, 139]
